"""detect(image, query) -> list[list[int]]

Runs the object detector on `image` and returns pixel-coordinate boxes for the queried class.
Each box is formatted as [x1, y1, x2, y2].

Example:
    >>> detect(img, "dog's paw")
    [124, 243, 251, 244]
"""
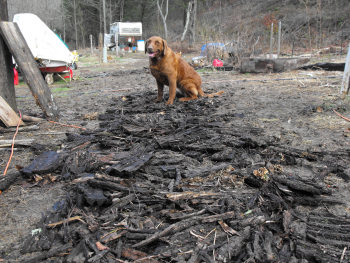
[154, 98, 163, 103]
[165, 100, 174, 105]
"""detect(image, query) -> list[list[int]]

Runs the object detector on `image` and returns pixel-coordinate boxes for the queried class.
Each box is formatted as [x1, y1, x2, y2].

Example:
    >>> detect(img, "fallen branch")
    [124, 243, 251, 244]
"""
[47, 216, 85, 228]
[132, 217, 201, 248]
[23, 243, 72, 263]
[166, 191, 223, 201]
[0, 139, 35, 147]
[21, 115, 44, 122]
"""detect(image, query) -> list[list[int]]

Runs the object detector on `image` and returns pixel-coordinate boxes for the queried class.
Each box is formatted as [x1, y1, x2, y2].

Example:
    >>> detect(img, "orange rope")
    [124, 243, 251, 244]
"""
[48, 120, 87, 130]
[3, 111, 22, 176]
[333, 109, 350, 122]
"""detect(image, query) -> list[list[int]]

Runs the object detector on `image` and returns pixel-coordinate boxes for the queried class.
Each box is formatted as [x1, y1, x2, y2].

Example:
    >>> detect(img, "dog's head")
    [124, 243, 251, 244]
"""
[145, 36, 168, 58]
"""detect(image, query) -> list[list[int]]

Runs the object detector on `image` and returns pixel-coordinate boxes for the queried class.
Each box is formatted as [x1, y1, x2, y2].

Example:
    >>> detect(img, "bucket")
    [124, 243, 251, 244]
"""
[137, 40, 145, 52]
[14, 68, 19, 85]
[212, 59, 223, 67]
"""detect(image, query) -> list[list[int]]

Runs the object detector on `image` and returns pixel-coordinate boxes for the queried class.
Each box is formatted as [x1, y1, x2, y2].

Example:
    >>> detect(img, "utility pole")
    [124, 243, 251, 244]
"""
[0, 0, 17, 111]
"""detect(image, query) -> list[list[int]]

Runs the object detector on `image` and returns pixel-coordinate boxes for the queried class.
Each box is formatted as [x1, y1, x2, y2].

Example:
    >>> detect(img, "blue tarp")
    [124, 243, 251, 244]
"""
[200, 43, 225, 56]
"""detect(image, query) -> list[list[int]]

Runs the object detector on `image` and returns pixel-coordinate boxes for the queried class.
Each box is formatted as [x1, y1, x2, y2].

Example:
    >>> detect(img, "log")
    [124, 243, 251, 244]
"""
[240, 57, 310, 73]
[0, 22, 59, 119]
[0, 95, 24, 127]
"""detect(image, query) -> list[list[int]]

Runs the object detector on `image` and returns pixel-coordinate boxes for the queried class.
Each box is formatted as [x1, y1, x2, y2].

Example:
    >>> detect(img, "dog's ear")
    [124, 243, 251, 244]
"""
[162, 39, 168, 56]
[144, 39, 148, 54]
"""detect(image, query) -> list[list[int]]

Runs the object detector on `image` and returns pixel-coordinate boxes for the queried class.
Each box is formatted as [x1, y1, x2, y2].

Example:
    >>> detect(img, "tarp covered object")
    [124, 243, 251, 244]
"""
[13, 13, 74, 65]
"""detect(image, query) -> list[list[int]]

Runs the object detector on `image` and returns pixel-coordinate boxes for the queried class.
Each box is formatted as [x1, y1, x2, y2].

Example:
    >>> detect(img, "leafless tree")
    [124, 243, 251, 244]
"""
[181, 0, 193, 41]
[157, 0, 169, 40]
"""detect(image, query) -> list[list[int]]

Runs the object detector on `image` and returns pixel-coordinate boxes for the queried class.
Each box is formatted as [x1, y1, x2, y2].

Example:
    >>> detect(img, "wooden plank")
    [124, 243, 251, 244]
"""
[0, 95, 24, 127]
[340, 43, 350, 97]
[0, 22, 59, 120]
[0, 0, 17, 111]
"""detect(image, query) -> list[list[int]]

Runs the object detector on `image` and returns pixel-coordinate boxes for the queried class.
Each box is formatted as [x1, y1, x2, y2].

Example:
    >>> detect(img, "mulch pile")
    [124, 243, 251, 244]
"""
[11, 88, 350, 262]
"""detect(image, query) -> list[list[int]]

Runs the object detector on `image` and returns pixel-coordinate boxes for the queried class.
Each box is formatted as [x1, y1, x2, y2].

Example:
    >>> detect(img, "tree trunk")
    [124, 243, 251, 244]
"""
[189, 0, 197, 46]
[181, 1, 192, 42]
[157, 0, 168, 40]
[120, 0, 124, 22]
[73, 0, 78, 49]
[0, 0, 17, 112]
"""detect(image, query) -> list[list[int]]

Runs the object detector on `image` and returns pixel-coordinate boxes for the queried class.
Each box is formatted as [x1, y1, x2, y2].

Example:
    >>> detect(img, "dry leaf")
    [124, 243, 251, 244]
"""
[253, 167, 269, 181]
[96, 241, 109, 251]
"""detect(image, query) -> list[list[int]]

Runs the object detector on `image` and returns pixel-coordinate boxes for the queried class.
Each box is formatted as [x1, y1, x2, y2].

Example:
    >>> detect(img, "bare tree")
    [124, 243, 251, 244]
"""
[157, 0, 169, 40]
[189, 0, 197, 45]
[120, 0, 124, 22]
[181, 0, 192, 41]
[181, 0, 197, 46]
[73, 0, 78, 49]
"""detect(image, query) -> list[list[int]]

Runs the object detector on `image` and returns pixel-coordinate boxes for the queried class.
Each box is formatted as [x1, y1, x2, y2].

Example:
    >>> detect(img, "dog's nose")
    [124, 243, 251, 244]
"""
[147, 47, 154, 53]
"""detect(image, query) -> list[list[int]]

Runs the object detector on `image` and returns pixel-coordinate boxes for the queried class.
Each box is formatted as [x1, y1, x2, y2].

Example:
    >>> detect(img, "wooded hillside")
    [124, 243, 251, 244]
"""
[7, 0, 350, 53]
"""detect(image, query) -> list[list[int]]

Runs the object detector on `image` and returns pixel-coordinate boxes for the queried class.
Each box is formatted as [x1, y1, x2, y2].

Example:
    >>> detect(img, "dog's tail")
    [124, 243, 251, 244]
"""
[204, 91, 224, 98]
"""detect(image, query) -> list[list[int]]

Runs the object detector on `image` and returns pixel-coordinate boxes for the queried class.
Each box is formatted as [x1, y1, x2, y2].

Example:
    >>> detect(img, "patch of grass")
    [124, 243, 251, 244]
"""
[52, 86, 70, 93]
[196, 68, 213, 73]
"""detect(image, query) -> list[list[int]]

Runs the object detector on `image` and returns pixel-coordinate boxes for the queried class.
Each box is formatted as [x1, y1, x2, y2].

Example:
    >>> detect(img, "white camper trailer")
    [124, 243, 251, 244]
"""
[109, 22, 143, 52]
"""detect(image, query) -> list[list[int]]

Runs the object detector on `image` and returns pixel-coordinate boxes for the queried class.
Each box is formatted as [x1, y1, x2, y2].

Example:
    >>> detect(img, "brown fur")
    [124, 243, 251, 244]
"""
[145, 36, 222, 105]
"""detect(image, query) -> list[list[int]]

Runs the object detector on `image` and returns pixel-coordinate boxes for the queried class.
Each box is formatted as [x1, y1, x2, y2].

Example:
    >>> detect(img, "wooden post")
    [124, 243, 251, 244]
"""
[0, 22, 59, 119]
[340, 43, 350, 98]
[0, 0, 17, 112]
[269, 23, 274, 58]
[277, 21, 281, 58]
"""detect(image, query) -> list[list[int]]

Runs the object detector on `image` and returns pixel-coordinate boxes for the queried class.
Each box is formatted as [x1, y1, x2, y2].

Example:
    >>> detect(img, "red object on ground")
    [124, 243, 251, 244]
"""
[212, 59, 223, 67]
[63, 68, 73, 79]
[13, 68, 19, 85]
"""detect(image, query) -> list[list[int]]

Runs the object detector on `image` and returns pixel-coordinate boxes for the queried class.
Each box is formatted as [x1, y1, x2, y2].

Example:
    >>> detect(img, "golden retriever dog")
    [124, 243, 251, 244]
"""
[145, 36, 222, 105]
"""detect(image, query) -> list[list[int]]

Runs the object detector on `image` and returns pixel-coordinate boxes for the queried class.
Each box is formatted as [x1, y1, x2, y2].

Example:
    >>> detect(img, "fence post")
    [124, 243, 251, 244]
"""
[340, 43, 350, 98]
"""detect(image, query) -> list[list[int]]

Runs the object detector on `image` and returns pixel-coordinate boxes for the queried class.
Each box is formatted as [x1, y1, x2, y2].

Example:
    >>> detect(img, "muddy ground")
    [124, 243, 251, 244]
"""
[0, 51, 350, 262]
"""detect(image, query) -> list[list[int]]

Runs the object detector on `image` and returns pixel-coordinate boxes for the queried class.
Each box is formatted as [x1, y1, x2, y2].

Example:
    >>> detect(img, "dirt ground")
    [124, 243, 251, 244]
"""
[0, 50, 350, 261]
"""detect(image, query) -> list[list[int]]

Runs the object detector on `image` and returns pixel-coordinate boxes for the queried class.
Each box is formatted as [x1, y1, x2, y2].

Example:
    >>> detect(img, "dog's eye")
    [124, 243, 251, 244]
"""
[155, 41, 160, 45]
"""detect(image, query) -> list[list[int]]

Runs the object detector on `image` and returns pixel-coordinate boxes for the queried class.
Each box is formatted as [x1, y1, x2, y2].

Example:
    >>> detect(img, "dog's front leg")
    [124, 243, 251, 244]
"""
[166, 76, 177, 105]
[155, 80, 164, 102]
